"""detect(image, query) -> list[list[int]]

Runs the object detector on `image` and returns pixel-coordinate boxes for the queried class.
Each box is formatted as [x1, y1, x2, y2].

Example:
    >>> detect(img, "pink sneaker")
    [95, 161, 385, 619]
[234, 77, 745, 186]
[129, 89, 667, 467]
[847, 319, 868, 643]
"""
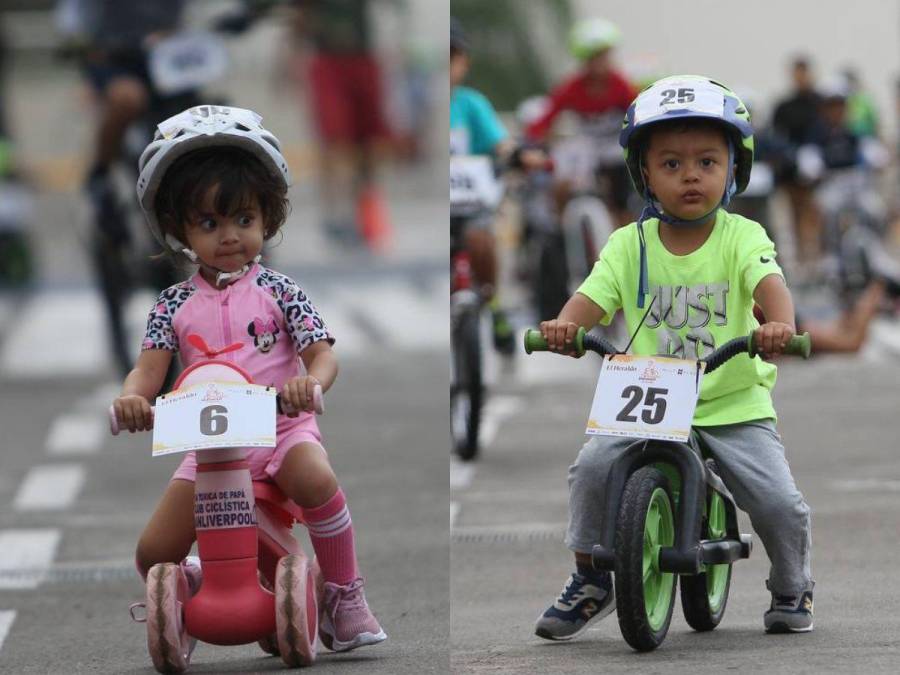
[319, 578, 387, 652]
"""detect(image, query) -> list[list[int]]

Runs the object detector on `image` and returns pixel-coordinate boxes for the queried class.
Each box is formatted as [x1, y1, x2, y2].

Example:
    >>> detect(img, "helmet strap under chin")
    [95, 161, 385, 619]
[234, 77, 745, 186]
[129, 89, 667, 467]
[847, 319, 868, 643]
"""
[634, 143, 736, 309]
[165, 233, 260, 287]
[212, 254, 262, 286]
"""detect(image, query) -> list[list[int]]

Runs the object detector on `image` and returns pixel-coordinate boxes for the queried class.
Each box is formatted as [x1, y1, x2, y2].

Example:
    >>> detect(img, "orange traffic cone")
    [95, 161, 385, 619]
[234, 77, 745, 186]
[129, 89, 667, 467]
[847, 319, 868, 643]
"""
[357, 185, 392, 252]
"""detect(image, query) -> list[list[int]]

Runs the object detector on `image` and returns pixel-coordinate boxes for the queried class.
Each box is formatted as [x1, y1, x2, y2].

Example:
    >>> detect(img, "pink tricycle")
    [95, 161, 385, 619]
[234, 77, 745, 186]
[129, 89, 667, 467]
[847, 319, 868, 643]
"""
[110, 350, 325, 672]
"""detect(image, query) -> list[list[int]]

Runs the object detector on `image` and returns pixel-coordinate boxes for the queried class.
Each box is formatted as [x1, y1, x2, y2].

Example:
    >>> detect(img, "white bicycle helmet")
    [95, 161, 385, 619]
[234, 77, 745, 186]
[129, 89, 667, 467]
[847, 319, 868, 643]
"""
[137, 104, 291, 255]
[568, 18, 621, 61]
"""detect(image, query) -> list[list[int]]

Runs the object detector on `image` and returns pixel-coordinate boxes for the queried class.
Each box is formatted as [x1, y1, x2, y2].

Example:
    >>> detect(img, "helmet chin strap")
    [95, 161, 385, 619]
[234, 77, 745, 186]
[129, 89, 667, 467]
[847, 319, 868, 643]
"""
[211, 255, 262, 286]
[634, 144, 736, 309]
[164, 234, 261, 287]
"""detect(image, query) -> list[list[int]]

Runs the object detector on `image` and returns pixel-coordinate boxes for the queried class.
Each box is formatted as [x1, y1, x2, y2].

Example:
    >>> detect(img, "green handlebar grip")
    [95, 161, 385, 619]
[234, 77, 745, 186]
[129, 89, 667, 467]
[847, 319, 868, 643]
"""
[788, 332, 812, 358]
[748, 331, 812, 359]
[523, 327, 586, 356]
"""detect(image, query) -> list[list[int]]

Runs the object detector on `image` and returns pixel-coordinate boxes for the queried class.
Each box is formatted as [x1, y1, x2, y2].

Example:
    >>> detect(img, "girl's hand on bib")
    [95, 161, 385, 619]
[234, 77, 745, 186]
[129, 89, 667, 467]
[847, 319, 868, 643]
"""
[113, 395, 154, 433]
[539, 319, 582, 357]
[282, 375, 320, 416]
[754, 321, 795, 359]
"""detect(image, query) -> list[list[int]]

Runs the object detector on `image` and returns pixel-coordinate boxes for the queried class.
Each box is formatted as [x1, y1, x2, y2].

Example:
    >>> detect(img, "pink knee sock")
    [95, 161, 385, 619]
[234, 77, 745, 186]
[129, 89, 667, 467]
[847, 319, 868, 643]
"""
[302, 488, 359, 585]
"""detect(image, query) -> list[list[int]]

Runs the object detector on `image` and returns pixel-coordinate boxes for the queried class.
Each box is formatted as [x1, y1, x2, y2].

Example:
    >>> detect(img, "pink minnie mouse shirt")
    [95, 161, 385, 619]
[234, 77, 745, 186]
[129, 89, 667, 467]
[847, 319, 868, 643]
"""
[142, 264, 334, 399]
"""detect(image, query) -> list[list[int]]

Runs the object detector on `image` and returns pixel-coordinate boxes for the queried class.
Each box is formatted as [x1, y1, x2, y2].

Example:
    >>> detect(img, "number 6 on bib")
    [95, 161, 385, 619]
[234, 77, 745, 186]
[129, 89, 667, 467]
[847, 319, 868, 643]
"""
[586, 355, 705, 442]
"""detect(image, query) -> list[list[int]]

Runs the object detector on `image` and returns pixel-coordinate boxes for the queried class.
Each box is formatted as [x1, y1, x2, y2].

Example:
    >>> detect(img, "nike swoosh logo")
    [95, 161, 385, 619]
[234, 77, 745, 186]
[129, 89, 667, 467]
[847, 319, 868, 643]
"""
[760, 256, 771, 263]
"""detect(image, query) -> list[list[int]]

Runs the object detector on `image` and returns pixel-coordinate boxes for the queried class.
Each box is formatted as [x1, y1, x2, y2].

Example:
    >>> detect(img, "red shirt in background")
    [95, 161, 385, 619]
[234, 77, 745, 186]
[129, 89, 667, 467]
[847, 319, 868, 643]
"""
[526, 70, 636, 141]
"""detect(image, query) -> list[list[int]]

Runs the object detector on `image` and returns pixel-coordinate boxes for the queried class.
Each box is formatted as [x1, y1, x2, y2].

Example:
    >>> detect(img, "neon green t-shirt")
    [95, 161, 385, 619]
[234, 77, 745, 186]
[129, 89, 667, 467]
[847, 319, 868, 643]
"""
[576, 209, 783, 426]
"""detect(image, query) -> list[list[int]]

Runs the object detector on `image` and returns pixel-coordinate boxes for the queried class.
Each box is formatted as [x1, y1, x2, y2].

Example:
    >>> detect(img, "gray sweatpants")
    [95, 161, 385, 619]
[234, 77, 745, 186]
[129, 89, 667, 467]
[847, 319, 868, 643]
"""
[566, 419, 812, 596]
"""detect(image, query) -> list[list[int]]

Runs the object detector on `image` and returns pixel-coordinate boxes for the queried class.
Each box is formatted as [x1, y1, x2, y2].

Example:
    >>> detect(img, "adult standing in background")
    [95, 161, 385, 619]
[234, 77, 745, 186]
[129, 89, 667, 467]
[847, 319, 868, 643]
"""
[288, 0, 394, 251]
[772, 56, 823, 269]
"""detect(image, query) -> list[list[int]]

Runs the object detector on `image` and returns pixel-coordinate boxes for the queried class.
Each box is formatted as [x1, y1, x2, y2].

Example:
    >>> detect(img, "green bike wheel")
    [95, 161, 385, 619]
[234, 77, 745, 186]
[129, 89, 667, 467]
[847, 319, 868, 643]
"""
[680, 490, 732, 631]
[614, 466, 677, 652]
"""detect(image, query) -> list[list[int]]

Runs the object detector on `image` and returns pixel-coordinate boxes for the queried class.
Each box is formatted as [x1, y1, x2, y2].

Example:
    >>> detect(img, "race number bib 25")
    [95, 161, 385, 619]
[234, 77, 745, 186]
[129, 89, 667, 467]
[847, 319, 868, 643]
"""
[586, 355, 705, 442]
[152, 382, 276, 457]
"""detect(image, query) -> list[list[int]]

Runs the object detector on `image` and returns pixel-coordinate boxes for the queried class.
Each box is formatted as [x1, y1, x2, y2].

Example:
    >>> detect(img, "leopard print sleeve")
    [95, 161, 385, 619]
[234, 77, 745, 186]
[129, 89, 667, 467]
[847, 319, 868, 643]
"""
[141, 282, 194, 352]
[257, 268, 335, 353]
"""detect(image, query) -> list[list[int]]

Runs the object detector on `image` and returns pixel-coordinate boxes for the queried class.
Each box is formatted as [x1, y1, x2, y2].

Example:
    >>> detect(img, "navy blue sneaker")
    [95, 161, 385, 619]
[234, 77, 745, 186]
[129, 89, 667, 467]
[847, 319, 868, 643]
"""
[764, 580, 814, 633]
[535, 572, 615, 640]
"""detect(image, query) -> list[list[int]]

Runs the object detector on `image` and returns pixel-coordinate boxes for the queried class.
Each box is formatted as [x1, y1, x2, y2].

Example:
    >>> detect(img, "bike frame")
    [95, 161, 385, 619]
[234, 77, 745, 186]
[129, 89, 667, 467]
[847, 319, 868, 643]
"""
[589, 439, 751, 576]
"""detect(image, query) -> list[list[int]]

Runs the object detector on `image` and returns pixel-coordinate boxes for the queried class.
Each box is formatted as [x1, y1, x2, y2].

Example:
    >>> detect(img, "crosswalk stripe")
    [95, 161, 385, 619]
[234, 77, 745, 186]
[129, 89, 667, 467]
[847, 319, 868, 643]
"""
[0, 281, 447, 377]
[13, 465, 86, 511]
[332, 281, 448, 351]
[478, 395, 524, 448]
[0, 530, 61, 589]
[317, 304, 366, 356]
[45, 414, 104, 456]
[0, 292, 108, 377]
[450, 457, 476, 490]
[0, 610, 15, 653]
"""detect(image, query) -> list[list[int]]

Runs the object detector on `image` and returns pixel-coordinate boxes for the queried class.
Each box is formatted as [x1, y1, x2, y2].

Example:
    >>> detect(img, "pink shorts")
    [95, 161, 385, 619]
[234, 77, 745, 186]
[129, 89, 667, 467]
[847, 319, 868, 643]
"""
[171, 415, 323, 484]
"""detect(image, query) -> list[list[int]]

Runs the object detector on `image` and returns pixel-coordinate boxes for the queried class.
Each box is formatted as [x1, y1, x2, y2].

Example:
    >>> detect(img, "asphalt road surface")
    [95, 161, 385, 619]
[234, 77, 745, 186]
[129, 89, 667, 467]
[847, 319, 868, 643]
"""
[451, 342, 900, 674]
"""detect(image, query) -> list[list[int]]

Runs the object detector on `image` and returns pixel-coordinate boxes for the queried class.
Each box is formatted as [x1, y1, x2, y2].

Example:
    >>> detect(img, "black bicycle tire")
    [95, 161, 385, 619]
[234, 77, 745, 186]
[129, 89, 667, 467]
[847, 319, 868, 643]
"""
[679, 542, 732, 631]
[615, 466, 677, 652]
[452, 309, 482, 461]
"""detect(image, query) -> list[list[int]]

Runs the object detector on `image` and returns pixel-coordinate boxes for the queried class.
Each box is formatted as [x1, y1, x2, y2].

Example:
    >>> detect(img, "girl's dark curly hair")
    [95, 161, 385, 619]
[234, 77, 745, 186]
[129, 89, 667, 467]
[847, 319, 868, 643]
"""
[153, 146, 289, 245]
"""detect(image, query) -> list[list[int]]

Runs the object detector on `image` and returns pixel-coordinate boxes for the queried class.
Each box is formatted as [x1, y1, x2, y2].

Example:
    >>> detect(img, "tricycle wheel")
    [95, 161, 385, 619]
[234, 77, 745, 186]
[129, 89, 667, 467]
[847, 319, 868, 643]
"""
[255, 570, 280, 655]
[275, 554, 318, 667]
[614, 466, 677, 652]
[680, 490, 732, 631]
[145, 562, 194, 674]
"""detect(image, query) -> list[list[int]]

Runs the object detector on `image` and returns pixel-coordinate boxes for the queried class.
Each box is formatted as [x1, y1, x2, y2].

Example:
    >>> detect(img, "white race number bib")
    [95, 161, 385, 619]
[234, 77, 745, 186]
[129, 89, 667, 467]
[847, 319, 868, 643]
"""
[152, 382, 276, 457]
[586, 355, 705, 442]
[450, 156, 503, 216]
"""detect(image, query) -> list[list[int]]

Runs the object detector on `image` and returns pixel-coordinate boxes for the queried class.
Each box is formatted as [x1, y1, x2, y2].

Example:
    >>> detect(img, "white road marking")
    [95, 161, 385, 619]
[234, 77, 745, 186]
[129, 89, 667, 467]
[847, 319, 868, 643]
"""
[0, 611, 16, 653]
[0, 281, 446, 377]
[0, 291, 110, 377]
[478, 395, 524, 448]
[450, 457, 476, 490]
[450, 501, 460, 529]
[334, 281, 448, 351]
[314, 304, 366, 356]
[75, 382, 119, 409]
[45, 414, 104, 456]
[868, 318, 900, 356]
[451, 521, 565, 538]
[13, 464, 86, 511]
[0, 529, 61, 589]
[514, 348, 599, 387]
[831, 479, 900, 492]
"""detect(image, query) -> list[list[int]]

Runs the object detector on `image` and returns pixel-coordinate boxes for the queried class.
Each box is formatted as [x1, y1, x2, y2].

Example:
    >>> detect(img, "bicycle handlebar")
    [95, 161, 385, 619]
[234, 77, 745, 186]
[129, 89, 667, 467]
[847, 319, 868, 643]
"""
[109, 384, 324, 436]
[523, 327, 811, 372]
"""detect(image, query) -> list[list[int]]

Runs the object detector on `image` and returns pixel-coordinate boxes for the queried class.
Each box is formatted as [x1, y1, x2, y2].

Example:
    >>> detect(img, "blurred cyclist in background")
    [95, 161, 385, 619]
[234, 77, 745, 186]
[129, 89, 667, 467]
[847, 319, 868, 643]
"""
[58, 0, 187, 242]
[288, 0, 393, 251]
[0, 17, 9, 176]
[0, 15, 35, 288]
[843, 67, 879, 139]
[772, 56, 823, 268]
[524, 17, 636, 228]
[450, 16, 516, 354]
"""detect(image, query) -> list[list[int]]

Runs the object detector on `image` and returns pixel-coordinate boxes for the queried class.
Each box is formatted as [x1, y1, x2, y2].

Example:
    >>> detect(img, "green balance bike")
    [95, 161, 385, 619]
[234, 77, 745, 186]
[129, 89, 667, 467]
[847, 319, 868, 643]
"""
[524, 327, 811, 651]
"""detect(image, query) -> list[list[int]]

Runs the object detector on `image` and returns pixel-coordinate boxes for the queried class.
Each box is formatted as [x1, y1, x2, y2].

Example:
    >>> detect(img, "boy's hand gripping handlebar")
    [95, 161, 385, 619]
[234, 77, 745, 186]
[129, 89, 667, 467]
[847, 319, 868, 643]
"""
[109, 385, 324, 436]
[523, 327, 811, 371]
